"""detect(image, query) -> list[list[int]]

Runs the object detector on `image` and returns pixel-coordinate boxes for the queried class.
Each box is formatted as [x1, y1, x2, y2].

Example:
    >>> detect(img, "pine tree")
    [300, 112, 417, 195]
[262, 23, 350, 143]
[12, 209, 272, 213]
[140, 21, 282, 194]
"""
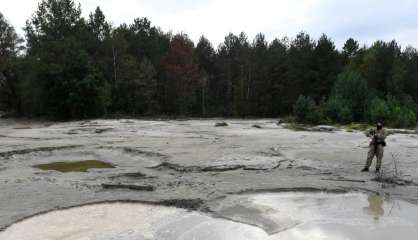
[24, 0, 109, 118]
[0, 12, 23, 112]
[161, 34, 200, 115]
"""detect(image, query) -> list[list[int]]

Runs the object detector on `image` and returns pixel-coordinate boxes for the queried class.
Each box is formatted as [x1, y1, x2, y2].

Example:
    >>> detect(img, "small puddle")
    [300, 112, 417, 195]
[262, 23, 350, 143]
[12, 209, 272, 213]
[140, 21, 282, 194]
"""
[33, 160, 115, 173]
[1, 192, 418, 240]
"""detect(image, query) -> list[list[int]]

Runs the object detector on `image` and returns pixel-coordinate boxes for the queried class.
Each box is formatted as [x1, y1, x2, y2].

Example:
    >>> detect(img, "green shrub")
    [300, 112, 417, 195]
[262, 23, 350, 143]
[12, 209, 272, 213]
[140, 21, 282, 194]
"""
[368, 97, 390, 123]
[332, 70, 368, 121]
[323, 96, 353, 123]
[383, 95, 417, 128]
[293, 95, 311, 122]
[385, 95, 401, 122]
[306, 105, 324, 124]
[293, 95, 318, 123]
[410, 98, 418, 121]
[323, 96, 342, 121]
[391, 108, 416, 128]
[366, 95, 416, 128]
[339, 106, 353, 124]
[346, 123, 373, 131]
[415, 101, 418, 121]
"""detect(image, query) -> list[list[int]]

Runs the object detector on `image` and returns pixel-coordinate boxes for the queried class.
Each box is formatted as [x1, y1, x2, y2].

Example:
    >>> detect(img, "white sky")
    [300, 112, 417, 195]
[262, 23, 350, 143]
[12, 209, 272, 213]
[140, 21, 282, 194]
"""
[1, 0, 418, 49]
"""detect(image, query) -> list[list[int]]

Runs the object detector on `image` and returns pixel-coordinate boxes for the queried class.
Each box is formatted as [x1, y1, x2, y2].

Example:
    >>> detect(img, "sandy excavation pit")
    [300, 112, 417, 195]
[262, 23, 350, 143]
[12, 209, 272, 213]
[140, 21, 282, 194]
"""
[1, 192, 418, 240]
[1, 119, 418, 239]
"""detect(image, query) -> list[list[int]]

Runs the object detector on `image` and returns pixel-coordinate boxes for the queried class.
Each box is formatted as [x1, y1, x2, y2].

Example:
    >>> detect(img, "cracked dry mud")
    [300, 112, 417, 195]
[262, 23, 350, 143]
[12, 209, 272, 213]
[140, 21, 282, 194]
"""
[1, 119, 418, 239]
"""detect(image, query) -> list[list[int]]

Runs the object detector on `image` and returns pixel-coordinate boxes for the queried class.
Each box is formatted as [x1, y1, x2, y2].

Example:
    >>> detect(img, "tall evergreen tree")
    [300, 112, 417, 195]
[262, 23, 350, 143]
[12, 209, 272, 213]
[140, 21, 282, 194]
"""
[161, 33, 199, 115]
[250, 33, 270, 116]
[195, 36, 216, 116]
[24, 0, 109, 118]
[86, 7, 113, 91]
[343, 38, 359, 59]
[284, 32, 315, 112]
[401, 47, 418, 98]
[360, 40, 400, 94]
[217, 33, 239, 115]
[268, 38, 289, 115]
[311, 34, 342, 100]
[0, 12, 23, 112]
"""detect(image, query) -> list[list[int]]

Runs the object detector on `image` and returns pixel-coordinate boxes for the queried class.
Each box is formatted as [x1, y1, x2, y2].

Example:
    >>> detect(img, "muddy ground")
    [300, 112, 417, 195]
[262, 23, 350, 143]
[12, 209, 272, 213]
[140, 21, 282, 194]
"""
[1, 119, 418, 231]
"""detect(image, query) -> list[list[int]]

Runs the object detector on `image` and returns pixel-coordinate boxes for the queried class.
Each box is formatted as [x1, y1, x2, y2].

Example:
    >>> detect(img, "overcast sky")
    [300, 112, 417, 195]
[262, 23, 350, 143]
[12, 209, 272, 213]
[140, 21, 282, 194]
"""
[1, 0, 417, 48]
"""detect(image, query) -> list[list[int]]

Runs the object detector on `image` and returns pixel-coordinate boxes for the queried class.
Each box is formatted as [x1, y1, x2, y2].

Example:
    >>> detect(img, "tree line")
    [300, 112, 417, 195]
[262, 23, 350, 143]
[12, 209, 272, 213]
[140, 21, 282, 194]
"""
[0, 0, 417, 127]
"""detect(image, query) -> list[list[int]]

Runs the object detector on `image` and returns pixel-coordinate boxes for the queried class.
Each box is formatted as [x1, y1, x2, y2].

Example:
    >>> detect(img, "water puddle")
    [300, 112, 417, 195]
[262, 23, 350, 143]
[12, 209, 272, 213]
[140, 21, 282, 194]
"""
[1, 192, 418, 240]
[0, 203, 267, 240]
[216, 192, 418, 239]
[33, 160, 115, 173]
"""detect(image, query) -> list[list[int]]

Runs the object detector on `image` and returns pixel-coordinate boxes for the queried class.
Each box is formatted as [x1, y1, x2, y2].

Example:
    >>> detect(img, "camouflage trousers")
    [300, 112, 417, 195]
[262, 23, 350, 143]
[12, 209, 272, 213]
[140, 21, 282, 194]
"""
[365, 145, 384, 169]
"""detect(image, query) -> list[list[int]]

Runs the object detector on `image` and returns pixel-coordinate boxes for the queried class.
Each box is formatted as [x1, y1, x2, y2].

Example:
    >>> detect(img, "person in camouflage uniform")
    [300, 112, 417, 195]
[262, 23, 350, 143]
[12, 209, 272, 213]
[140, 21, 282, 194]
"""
[362, 122, 387, 173]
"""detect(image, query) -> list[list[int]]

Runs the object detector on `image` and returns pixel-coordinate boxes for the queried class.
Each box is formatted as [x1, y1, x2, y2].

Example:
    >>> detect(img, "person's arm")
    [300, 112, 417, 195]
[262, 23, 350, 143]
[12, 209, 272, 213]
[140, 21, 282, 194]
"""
[365, 128, 375, 137]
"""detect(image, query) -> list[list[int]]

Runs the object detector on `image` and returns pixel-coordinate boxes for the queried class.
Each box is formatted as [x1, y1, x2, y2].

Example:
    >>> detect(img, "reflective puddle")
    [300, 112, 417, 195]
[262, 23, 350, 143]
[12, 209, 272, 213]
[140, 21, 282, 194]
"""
[33, 160, 115, 173]
[1, 192, 418, 240]
[215, 192, 418, 239]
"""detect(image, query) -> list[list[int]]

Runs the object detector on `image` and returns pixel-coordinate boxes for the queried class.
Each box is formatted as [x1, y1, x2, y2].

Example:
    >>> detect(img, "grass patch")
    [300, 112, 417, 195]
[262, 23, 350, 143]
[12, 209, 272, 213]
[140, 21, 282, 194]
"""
[283, 123, 310, 131]
[215, 122, 228, 127]
[34, 160, 115, 173]
[344, 123, 373, 132]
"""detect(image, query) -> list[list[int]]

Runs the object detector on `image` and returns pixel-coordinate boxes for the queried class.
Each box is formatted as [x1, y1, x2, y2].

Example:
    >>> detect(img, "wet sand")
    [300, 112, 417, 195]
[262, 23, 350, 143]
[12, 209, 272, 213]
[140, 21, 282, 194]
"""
[1, 119, 418, 238]
[2, 192, 418, 240]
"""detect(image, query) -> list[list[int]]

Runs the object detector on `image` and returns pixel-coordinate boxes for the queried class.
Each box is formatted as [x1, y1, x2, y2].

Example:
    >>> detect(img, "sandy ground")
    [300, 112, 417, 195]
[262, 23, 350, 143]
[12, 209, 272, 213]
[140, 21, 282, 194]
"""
[0, 119, 418, 233]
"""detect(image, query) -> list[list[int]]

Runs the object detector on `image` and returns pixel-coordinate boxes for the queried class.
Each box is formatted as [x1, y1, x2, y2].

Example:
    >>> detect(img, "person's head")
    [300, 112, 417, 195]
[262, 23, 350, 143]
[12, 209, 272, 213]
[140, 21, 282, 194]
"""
[376, 121, 383, 130]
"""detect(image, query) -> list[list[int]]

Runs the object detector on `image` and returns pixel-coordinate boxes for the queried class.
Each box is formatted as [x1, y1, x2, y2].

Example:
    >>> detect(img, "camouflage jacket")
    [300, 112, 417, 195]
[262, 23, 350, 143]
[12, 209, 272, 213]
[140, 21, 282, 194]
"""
[366, 128, 387, 145]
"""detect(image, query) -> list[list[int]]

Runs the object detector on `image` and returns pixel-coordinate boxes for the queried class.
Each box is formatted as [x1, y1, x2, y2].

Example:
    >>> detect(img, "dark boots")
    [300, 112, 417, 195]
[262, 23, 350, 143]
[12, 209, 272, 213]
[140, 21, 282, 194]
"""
[361, 167, 380, 173]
